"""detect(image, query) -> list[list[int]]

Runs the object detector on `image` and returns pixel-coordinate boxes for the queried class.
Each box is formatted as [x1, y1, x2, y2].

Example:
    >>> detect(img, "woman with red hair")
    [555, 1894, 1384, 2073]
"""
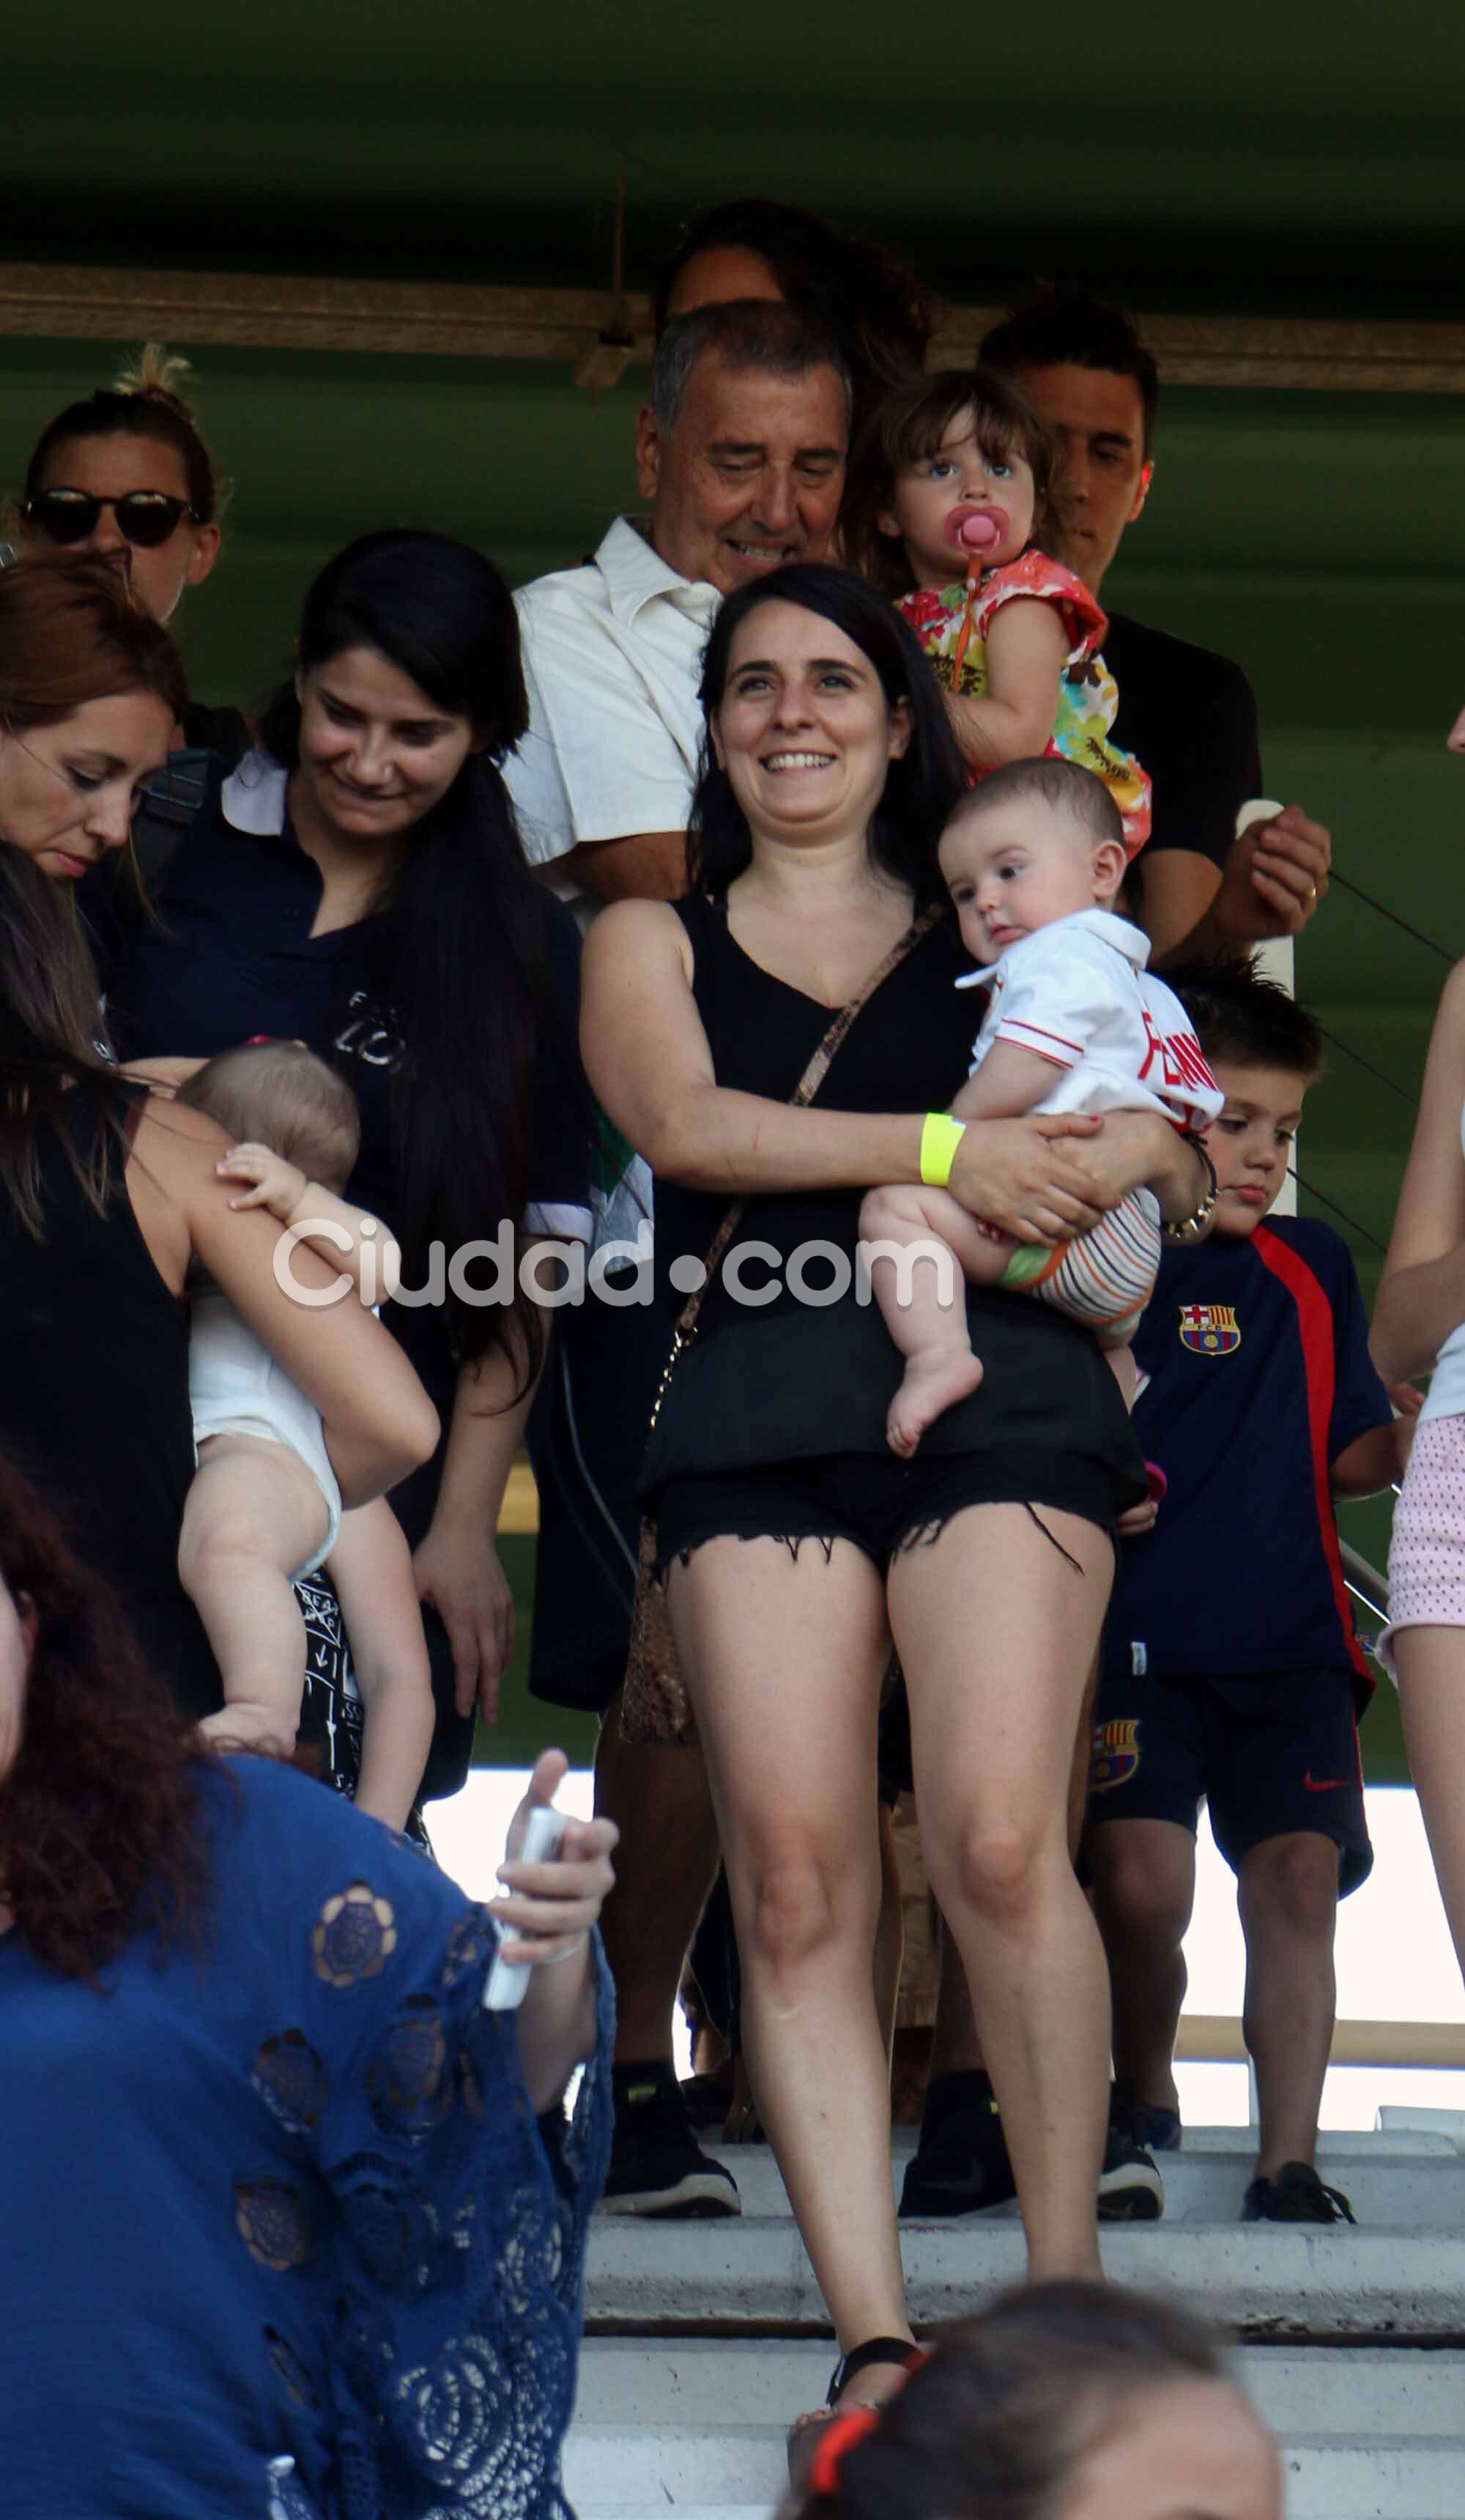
[0, 1459, 615, 2519]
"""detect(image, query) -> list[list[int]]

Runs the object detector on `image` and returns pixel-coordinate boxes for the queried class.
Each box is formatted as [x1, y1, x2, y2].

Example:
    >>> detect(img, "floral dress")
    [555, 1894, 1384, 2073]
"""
[897, 548, 1152, 856]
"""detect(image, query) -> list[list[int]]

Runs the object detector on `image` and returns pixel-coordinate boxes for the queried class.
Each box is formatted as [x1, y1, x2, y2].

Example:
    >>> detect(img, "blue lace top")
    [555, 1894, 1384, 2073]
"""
[0, 1756, 612, 2519]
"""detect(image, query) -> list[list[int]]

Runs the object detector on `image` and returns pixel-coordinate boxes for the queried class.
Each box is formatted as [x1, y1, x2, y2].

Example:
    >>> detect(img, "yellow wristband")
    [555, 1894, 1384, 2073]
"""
[919, 1112, 967, 1189]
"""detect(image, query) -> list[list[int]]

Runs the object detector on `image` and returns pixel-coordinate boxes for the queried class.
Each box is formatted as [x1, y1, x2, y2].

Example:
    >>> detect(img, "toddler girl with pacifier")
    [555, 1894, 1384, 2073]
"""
[843, 366, 1151, 853]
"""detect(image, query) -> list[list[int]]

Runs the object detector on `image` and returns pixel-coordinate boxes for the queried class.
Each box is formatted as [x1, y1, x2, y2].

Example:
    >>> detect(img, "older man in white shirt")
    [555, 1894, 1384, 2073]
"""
[508, 299, 848, 910]
[506, 301, 850, 2219]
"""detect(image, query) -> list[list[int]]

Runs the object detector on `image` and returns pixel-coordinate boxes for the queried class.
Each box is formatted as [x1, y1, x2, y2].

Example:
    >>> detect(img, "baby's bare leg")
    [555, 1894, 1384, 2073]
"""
[860, 1186, 1016, 1458]
[179, 1433, 331, 1756]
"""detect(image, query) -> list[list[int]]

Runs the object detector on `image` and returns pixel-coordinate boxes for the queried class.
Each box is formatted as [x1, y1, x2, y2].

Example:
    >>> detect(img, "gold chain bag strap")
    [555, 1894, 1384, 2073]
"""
[620, 908, 941, 1746]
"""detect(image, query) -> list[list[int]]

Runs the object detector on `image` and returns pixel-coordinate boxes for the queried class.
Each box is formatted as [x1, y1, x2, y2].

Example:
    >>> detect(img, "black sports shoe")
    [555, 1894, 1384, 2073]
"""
[900, 2072, 1017, 2220]
[1097, 2096, 1165, 2221]
[1128, 2101, 1182, 2153]
[1242, 2160, 1356, 2225]
[598, 2061, 741, 2218]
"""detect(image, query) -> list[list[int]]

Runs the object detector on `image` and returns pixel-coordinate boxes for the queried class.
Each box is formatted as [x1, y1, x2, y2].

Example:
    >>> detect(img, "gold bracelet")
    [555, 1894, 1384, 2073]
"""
[919, 1112, 968, 1189]
[1161, 1140, 1219, 1244]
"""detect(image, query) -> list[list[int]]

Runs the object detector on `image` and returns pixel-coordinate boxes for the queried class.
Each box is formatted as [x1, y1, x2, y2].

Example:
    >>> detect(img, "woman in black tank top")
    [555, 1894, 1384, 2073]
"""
[0, 848, 441, 1731]
[583, 568, 1209, 2427]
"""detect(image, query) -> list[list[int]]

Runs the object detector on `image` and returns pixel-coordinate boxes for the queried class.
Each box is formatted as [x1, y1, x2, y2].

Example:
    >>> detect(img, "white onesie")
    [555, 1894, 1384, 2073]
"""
[188, 1285, 342, 1575]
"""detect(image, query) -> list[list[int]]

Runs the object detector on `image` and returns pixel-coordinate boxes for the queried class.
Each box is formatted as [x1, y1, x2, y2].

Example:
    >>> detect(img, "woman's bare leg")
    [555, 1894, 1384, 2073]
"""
[889, 1502, 1113, 2280]
[668, 1536, 910, 2392]
[1395, 1626, 1465, 1987]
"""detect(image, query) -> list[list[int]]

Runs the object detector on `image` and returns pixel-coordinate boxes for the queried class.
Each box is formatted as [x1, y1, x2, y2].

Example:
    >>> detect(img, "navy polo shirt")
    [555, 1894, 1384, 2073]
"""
[102, 754, 590, 1243]
[1103, 1217, 1392, 1693]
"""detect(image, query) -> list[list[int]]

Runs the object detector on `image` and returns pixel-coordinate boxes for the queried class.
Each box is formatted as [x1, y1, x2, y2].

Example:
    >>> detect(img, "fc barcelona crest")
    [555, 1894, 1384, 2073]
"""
[1091, 1718, 1141, 1792]
[1178, 1302, 1241, 1356]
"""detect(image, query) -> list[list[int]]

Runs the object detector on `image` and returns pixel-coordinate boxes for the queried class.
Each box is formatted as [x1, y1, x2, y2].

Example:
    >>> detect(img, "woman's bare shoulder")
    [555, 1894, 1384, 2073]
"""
[129, 1091, 229, 1176]
[583, 897, 694, 980]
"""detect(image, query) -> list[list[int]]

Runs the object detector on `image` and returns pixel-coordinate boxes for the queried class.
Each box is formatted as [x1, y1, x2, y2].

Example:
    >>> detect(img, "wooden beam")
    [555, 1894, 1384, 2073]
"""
[1177, 2012, 1465, 2068]
[4, 261, 1465, 392]
[0, 263, 656, 364]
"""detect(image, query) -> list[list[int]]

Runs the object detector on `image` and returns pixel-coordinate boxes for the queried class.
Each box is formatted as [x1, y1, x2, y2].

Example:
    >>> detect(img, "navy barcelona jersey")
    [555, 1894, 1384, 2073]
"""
[1103, 1219, 1391, 1691]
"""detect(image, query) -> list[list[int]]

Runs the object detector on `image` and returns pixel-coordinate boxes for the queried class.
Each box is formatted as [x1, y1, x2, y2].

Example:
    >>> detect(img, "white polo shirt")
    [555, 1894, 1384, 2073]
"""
[504, 516, 720, 915]
[957, 908, 1224, 1130]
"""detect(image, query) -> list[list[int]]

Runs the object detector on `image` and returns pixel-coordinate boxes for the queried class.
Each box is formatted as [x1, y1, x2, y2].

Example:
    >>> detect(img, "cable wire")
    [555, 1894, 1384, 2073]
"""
[1329, 869, 1459, 968]
[1312, 1020, 1420, 1110]
[1288, 1165, 1391, 1255]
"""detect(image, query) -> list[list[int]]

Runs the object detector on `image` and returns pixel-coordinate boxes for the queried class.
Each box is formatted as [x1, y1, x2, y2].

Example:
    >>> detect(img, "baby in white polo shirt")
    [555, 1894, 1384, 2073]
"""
[861, 757, 1223, 1457]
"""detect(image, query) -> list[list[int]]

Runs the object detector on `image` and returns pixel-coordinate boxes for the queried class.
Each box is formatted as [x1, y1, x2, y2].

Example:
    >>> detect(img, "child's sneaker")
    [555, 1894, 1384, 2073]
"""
[1129, 2100, 1182, 2153]
[1097, 2092, 1166, 2220]
[1242, 2160, 1355, 2225]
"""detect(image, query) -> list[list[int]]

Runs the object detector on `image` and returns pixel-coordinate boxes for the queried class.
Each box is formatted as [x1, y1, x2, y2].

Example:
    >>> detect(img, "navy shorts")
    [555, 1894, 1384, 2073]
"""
[1086, 1663, 1373, 1898]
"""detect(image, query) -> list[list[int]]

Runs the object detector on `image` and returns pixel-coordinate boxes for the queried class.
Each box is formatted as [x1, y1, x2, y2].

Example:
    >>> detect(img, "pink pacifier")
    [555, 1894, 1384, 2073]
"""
[1143, 1461, 1168, 1507]
[946, 503, 1007, 559]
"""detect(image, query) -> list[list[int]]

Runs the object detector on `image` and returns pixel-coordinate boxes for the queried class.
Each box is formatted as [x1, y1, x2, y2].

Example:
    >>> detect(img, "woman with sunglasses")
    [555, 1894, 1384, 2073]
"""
[99, 529, 590, 1804]
[13, 347, 242, 757]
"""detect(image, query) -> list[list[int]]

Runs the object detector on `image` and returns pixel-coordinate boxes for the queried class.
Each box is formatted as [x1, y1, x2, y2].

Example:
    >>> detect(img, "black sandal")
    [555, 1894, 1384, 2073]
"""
[826, 2335, 921, 2406]
[787, 2335, 920, 2481]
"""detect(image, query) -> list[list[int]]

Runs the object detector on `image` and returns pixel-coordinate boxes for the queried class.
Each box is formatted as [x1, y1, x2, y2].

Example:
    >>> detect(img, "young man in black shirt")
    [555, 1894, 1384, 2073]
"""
[981, 292, 1329, 967]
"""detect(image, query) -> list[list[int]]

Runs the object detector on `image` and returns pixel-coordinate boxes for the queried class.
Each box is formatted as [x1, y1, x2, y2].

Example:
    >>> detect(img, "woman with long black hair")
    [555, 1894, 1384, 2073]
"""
[101, 529, 590, 1795]
[582, 563, 1212, 2440]
[0, 839, 438, 1717]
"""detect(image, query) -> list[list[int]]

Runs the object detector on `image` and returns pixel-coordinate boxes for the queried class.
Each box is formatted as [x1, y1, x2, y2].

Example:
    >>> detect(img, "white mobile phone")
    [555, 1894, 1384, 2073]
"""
[481, 1804, 568, 2012]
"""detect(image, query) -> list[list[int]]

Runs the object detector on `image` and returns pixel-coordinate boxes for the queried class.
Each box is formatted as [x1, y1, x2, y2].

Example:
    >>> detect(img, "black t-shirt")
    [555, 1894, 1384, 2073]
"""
[1104, 612, 1264, 874]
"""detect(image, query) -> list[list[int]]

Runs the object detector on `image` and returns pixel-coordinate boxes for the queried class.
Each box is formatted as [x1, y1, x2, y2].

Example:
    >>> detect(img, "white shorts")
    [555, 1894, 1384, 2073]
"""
[189, 1288, 341, 1575]
[1378, 1410, 1465, 1681]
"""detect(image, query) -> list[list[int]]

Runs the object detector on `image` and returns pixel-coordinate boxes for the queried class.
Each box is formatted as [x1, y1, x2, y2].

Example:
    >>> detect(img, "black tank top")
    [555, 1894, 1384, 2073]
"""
[642, 892, 1144, 1498]
[654, 893, 976, 1334]
[0, 1097, 221, 1718]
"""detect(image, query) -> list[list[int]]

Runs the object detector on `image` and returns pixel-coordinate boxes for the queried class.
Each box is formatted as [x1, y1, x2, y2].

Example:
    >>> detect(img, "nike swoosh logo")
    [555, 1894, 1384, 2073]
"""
[1303, 1774, 1346, 1792]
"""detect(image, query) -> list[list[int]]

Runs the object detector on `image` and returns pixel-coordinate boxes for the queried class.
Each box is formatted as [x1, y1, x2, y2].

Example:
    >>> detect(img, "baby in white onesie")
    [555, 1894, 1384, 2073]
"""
[174, 1045, 431, 1824]
[861, 758, 1223, 1457]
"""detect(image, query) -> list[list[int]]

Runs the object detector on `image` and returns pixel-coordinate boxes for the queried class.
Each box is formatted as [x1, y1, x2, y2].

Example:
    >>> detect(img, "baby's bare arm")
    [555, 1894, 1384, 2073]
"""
[216, 1144, 401, 1303]
[949, 1041, 1070, 1123]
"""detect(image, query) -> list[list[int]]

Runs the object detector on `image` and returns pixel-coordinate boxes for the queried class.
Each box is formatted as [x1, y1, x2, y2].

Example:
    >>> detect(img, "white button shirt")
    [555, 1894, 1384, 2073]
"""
[504, 516, 720, 913]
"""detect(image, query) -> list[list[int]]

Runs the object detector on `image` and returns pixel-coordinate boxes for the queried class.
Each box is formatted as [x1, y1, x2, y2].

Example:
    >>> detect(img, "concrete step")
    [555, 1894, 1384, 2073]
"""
[877, 2123, 1460, 2157]
[1377, 2107, 1465, 2150]
[567, 2345, 1465, 2518]
[574, 2338, 1465, 2434]
[696, 2143, 1465, 2229]
[585, 2218, 1465, 2335]
[566, 2415, 1465, 2520]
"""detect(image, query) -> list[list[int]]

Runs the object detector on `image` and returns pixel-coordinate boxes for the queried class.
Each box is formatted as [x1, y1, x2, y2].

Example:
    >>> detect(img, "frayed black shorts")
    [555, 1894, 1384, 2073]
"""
[653, 1444, 1122, 1583]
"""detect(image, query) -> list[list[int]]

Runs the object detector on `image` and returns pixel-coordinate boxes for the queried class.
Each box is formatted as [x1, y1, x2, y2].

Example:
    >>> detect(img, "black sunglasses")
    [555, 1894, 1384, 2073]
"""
[24, 488, 197, 549]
